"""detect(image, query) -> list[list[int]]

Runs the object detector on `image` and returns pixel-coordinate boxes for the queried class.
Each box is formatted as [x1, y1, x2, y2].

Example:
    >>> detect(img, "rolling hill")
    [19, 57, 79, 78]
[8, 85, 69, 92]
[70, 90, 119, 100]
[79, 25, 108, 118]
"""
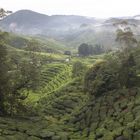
[0, 10, 97, 35]
[1, 10, 140, 50]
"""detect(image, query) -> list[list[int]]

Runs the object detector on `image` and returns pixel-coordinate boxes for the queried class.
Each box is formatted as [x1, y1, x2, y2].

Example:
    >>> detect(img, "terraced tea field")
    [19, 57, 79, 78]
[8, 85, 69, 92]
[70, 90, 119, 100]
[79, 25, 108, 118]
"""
[26, 63, 73, 103]
[39, 78, 89, 118]
[41, 63, 72, 95]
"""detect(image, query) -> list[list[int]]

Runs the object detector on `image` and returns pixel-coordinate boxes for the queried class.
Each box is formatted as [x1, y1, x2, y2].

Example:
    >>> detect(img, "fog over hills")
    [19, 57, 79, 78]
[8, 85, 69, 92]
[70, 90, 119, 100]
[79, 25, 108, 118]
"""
[1, 10, 140, 48]
[0, 10, 97, 33]
[2, 5, 140, 140]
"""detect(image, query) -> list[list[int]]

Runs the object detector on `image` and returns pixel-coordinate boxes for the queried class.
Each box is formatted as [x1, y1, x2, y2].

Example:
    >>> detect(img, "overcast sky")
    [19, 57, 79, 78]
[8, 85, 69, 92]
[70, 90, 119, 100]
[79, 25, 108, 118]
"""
[0, 0, 140, 18]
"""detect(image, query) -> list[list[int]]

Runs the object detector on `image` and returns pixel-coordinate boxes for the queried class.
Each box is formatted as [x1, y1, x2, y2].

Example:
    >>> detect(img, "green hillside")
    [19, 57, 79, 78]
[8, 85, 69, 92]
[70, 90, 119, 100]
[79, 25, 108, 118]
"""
[1, 18, 140, 140]
[1, 47, 140, 140]
[1, 31, 68, 54]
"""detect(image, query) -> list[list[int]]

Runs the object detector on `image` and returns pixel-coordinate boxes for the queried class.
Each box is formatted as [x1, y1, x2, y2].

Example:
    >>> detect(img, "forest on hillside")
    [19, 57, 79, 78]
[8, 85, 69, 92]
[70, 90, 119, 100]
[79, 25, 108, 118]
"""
[1, 7, 140, 140]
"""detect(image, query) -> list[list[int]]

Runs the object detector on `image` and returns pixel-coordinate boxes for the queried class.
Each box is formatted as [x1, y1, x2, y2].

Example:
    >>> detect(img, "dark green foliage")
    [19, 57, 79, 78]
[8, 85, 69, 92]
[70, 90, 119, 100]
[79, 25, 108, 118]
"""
[116, 29, 137, 48]
[25, 39, 41, 52]
[72, 61, 87, 77]
[0, 43, 9, 114]
[84, 52, 138, 97]
[78, 43, 104, 56]
[78, 43, 93, 56]
[0, 32, 42, 115]
[84, 60, 120, 97]
[119, 54, 137, 88]
[70, 87, 140, 140]
[4, 54, 41, 115]
[0, 31, 9, 42]
[20, 59, 41, 90]
[8, 36, 27, 49]
[115, 20, 137, 52]
[38, 78, 88, 118]
[64, 51, 71, 55]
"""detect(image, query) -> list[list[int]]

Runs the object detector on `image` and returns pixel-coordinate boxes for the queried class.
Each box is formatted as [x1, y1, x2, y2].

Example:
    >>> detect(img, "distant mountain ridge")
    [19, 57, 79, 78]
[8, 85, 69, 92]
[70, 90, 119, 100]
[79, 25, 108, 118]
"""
[1, 10, 140, 33]
[1, 10, 140, 49]
[0, 10, 97, 34]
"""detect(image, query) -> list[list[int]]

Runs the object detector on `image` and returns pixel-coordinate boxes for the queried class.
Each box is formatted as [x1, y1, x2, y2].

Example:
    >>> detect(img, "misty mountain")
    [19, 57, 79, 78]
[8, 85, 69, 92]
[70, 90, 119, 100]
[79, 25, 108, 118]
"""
[1, 10, 140, 49]
[104, 17, 140, 26]
[0, 10, 97, 34]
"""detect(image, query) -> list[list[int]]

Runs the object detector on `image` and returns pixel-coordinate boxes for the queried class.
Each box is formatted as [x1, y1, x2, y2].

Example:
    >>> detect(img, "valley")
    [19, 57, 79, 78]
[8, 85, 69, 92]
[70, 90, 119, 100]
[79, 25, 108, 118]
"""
[0, 8, 140, 140]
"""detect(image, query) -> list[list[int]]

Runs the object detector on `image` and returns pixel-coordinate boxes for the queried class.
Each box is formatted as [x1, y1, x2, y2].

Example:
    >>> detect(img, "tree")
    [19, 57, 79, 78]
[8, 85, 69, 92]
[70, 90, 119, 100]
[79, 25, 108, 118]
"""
[64, 51, 71, 56]
[72, 61, 87, 77]
[119, 54, 137, 88]
[0, 8, 12, 20]
[115, 20, 137, 53]
[84, 51, 138, 97]
[78, 43, 94, 56]
[6, 44, 41, 115]
[78, 43, 89, 56]
[78, 43, 104, 56]
[114, 20, 138, 88]
[0, 31, 9, 42]
[25, 39, 41, 52]
[0, 43, 9, 114]
[84, 60, 120, 97]
[0, 36, 42, 115]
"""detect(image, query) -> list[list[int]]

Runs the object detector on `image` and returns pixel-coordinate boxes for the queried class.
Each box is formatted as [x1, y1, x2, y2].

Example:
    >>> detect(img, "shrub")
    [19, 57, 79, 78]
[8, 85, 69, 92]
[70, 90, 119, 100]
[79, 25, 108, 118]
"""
[72, 61, 87, 77]
[84, 60, 120, 97]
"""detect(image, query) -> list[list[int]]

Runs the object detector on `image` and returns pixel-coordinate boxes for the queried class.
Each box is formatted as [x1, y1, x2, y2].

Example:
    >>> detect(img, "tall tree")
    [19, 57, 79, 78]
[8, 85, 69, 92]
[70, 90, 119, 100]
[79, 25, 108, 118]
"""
[78, 43, 89, 56]
[0, 43, 9, 114]
[114, 20, 137, 52]
[119, 54, 137, 88]
[0, 8, 12, 20]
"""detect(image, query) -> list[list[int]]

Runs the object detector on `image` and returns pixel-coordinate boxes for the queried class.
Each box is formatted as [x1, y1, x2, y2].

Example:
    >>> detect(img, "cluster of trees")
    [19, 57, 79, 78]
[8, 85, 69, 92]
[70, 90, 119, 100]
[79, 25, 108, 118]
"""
[78, 43, 104, 56]
[84, 20, 139, 97]
[0, 32, 41, 115]
[84, 53, 137, 97]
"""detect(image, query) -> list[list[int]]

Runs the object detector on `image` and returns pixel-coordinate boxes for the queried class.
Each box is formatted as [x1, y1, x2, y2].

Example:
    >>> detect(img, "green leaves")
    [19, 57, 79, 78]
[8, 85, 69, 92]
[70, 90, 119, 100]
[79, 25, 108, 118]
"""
[78, 43, 104, 56]
[84, 49, 138, 98]
[84, 60, 118, 96]
[0, 42, 11, 114]
[72, 61, 87, 77]
[115, 20, 137, 51]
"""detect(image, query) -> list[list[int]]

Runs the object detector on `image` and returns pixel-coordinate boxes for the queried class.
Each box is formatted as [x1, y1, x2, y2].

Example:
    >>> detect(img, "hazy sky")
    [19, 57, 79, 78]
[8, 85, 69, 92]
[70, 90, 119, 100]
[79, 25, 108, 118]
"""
[0, 0, 140, 18]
